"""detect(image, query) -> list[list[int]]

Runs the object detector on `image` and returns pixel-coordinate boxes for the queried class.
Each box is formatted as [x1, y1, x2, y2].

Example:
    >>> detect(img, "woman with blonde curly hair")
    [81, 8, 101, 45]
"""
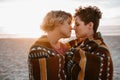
[28, 10, 72, 80]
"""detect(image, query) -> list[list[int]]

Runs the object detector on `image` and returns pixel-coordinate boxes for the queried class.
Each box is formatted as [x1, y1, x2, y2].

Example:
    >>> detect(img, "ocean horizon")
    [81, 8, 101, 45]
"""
[0, 25, 120, 38]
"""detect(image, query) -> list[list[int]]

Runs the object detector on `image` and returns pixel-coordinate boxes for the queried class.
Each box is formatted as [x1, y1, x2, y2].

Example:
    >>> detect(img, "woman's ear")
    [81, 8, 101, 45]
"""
[88, 22, 94, 30]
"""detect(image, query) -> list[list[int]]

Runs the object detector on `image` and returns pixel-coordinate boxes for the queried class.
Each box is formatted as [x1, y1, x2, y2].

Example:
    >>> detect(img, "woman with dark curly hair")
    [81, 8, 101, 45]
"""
[67, 6, 113, 80]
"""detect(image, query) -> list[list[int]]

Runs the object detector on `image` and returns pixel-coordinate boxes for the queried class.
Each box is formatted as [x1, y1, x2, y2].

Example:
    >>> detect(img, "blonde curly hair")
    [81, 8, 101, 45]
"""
[41, 10, 72, 32]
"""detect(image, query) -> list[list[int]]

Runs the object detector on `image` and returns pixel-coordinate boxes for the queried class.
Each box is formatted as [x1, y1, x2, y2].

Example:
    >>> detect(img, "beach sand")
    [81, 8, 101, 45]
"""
[0, 36, 120, 80]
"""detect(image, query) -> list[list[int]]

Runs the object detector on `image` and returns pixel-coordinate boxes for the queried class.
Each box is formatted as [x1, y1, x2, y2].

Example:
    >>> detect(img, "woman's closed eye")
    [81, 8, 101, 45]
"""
[75, 23, 79, 26]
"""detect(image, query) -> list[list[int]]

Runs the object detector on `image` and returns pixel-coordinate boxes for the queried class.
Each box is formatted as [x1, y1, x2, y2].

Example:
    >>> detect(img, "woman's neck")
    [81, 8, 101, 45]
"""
[47, 32, 61, 49]
[78, 33, 94, 42]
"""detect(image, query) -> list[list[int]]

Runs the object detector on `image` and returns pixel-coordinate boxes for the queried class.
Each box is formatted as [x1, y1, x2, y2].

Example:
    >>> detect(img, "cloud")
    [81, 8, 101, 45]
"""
[0, 0, 120, 36]
[0, 27, 4, 33]
[0, 0, 16, 1]
[105, 0, 120, 8]
[113, 16, 120, 19]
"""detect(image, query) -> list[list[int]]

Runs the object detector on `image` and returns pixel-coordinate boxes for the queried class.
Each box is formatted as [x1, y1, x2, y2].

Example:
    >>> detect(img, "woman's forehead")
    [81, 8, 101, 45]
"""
[74, 16, 81, 22]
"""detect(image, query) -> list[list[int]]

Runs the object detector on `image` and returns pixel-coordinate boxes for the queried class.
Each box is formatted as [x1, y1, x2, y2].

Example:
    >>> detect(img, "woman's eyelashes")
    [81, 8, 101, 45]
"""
[75, 22, 79, 26]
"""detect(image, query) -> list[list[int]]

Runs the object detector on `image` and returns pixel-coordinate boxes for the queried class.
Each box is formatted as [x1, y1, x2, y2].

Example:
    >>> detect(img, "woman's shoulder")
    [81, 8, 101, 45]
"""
[28, 45, 56, 59]
[32, 35, 52, 49]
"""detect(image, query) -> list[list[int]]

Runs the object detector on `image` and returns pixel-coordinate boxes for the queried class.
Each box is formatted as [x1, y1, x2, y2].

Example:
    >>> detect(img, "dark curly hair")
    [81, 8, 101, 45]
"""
[74, 6, 102, 33]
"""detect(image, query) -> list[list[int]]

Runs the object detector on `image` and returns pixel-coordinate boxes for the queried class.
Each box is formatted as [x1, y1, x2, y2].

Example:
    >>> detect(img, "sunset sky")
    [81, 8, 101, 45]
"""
[0, 0, 120, 38]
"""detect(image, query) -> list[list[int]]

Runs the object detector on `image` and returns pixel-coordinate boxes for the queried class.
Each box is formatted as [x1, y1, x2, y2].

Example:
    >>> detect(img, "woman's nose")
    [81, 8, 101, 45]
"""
[71, 27, 74, 30]
[73, 26, 76, 30]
